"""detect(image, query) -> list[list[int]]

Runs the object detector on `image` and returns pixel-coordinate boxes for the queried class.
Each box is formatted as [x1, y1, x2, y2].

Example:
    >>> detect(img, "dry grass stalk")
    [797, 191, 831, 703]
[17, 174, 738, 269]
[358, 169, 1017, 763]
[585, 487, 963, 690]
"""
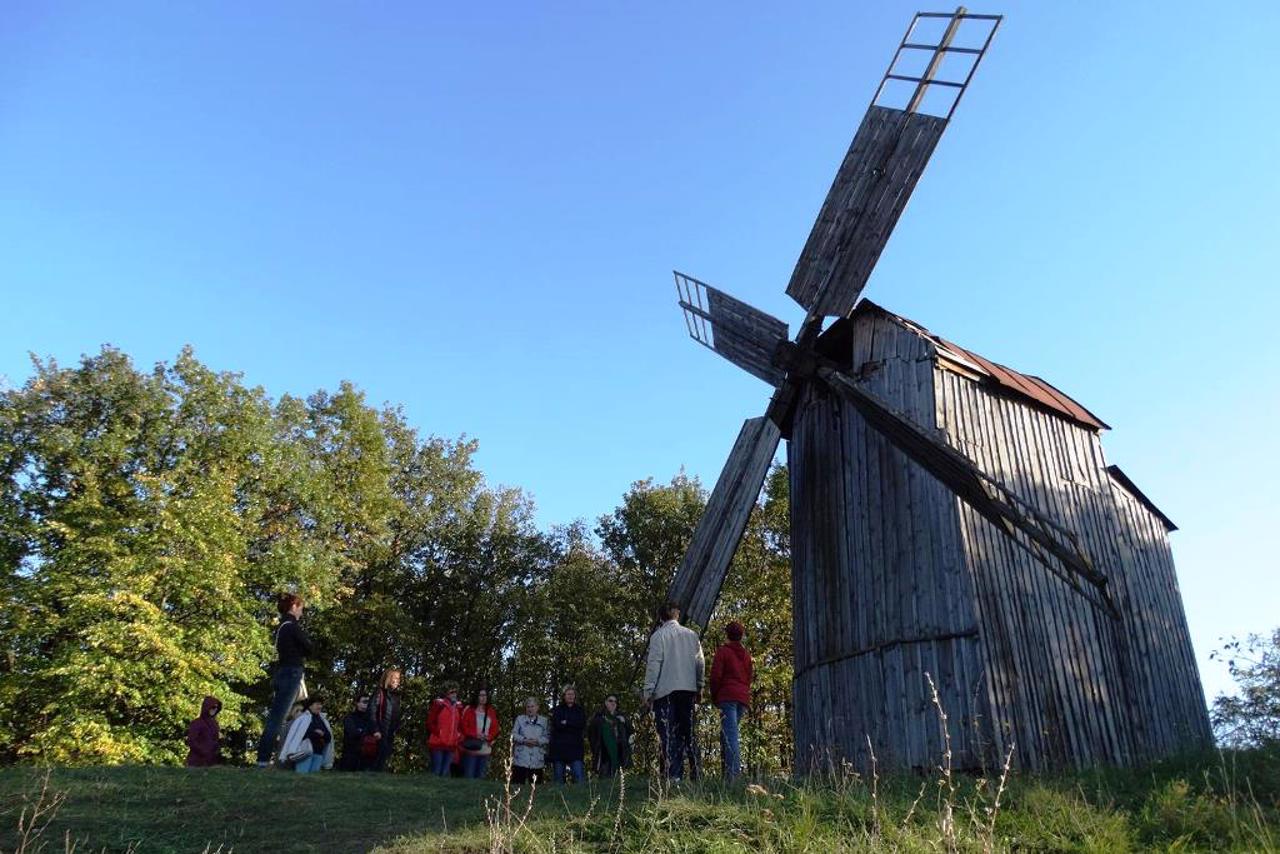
[926, 672, 958, 854]
[901, 780, 928, 831]
[981, 741, 1016, 854]
[865, 734, 881, 839]
[13, 769, 67, 854]
[607, 766, 628, 853]
[485, 736, 539, 854]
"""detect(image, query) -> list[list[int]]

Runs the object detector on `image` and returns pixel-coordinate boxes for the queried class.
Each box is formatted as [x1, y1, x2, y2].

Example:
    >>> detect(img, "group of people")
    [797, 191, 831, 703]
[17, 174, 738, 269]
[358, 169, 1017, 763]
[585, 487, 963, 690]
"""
[185, 593, 754, 782]
[642, 600, 753, 781]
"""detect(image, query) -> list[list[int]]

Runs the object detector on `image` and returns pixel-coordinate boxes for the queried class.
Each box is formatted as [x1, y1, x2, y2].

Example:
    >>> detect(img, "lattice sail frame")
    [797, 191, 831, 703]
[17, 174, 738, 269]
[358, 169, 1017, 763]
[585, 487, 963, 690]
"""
[675, 271, 790, 387]
[786, 8, 1002, 319]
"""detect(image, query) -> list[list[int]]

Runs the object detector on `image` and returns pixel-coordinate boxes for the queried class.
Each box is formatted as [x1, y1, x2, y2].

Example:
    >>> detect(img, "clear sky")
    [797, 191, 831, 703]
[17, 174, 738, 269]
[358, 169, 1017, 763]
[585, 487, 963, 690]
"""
[2, 1, 1277, 704]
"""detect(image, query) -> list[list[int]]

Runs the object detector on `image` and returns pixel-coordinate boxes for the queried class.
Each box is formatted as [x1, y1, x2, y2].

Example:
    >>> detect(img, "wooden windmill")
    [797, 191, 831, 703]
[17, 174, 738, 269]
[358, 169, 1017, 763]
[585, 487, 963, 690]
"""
[666, 8, 1211, 772]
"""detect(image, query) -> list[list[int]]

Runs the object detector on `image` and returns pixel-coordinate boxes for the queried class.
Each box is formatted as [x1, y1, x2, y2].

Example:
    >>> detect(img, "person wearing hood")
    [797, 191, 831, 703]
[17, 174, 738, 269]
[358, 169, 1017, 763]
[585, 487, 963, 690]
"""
[339, 694, 377, 772]
[280, 696, 334, 773]
[185, 696, 222, 767]
[710, 620, 753, 780]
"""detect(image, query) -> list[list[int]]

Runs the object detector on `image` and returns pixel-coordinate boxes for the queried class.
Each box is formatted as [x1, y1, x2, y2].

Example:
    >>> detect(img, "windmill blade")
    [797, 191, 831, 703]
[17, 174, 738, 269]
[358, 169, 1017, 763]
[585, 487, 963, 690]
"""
[668, 415, 782, 629]
[786, 9, 1001, 317]
[675, 271, 790, 387]
[817, 366, 1119, 618]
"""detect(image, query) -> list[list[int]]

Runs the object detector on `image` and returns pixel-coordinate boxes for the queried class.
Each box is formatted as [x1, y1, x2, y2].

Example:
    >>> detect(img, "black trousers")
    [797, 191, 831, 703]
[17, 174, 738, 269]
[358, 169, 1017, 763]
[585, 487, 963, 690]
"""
[653, 690, 698, 780]
[510, 765, 544, 785]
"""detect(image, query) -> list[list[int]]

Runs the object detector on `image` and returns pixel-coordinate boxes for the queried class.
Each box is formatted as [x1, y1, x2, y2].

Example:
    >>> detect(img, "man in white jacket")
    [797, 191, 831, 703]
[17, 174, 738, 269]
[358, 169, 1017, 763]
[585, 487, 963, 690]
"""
[643, 600, 705, 780]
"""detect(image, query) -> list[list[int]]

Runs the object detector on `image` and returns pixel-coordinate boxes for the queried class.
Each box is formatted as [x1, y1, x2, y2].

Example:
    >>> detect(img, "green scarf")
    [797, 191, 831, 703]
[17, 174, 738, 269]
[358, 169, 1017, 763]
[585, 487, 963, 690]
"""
[600, 712, 619, 765]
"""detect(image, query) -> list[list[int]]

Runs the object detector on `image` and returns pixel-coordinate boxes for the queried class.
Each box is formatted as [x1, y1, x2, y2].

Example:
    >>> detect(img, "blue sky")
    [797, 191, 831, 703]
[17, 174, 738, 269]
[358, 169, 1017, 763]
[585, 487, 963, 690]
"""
[2, 1, 1276, 703]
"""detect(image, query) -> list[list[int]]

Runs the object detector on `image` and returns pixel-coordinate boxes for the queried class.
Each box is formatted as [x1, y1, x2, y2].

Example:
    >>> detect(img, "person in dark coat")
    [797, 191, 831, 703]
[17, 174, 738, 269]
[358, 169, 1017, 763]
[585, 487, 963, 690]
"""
[369, 668, 404, 772]
[710, 620, 753, 780]
[587, 694, 633, 778]
[185, 696, 222, 767]
[339, 695, 377, 771]
[256, 592, 314, 766]
[548, 684, 587, 784]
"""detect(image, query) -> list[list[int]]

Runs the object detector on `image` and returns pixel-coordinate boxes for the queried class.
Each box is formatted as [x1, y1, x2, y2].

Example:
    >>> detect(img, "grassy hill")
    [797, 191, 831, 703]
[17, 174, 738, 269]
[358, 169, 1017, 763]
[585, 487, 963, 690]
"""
[1, 748, 1277, 853]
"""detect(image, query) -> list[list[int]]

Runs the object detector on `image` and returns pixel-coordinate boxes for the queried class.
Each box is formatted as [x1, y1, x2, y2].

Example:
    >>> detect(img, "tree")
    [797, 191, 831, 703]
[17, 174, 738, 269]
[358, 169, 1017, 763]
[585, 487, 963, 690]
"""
[1211, 628, 1280, 748]
[0, 348, 336, 763]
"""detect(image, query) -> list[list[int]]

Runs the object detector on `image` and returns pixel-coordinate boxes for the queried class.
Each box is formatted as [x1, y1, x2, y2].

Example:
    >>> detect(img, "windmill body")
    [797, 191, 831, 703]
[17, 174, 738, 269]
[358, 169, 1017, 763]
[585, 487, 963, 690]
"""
[666, 8, 1211, 772]
[789, 303, 1210, 771]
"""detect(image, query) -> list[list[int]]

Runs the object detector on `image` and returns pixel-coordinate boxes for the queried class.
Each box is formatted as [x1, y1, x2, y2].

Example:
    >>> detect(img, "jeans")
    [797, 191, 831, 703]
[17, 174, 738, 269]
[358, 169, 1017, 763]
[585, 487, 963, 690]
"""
[256, 665, 304, 764]
[430, 749, 454, 776]
[295, 752, 325, 773]
[653, 690, 697, 780]
[552, 760, 585, 784]
[718, 701, 746, 779]
[461, 753, 490, 779]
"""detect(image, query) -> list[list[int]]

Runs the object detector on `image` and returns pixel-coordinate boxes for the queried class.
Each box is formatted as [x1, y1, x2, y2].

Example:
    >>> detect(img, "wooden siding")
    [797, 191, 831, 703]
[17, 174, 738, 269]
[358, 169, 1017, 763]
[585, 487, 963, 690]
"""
[792, 312, 991, 773]
[1106, 474, 1212, 753]
[936, 361, 1210, 768]
[790, 308, 1210, 773]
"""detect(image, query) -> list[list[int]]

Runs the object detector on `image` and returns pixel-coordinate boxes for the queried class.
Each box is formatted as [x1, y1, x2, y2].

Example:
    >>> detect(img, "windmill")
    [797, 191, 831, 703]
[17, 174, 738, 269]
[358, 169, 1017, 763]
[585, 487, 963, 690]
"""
[666, 8, 1211, 772]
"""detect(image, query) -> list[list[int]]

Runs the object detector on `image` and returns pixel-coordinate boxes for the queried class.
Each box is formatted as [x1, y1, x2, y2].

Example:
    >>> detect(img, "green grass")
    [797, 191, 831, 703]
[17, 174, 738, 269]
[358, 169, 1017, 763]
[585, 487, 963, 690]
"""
[1, 748, 1278, 853]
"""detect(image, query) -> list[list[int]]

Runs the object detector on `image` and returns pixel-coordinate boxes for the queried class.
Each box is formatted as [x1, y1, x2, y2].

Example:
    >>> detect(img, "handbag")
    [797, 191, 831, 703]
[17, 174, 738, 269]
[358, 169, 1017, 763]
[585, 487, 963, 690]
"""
[282, 712, 316, 765]
[285, 740, 314, 765]
[461, 737, 484, 752]
[361, 734, 379, 759]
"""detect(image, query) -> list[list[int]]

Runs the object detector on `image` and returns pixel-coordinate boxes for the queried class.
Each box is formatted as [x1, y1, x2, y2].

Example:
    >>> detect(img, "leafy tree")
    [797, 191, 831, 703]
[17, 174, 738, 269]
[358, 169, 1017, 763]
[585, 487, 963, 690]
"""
[1211, 628, 1280, 748]
[0, 348, 334, 763]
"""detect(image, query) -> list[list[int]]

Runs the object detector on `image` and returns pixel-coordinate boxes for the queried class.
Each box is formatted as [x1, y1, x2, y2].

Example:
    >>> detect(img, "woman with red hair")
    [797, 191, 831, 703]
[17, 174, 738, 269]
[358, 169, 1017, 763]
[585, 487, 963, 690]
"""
[710, 620, 753, 781]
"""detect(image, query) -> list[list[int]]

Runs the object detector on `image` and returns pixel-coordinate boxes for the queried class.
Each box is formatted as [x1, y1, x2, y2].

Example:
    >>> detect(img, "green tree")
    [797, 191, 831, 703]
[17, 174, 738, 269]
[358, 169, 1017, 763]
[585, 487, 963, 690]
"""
[0, 348, 337, 763]
[1212, 628, 1280, 748]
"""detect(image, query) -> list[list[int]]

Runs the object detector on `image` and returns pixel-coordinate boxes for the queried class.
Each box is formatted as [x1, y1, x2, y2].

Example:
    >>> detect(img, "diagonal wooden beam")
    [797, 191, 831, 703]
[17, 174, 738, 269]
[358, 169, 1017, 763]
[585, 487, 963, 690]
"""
[817, 366, 1119, 619]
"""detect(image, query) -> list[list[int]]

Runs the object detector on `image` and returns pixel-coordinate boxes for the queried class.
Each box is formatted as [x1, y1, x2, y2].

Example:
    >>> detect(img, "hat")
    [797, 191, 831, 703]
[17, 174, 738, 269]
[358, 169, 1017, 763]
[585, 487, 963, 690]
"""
[726, 621, 745, 641]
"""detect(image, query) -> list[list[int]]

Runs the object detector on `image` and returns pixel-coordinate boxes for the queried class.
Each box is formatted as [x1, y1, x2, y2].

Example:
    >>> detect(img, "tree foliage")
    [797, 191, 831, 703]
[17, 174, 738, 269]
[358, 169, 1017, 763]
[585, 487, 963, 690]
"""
[0, 346, 796, 772]
[1211, 628, 1280, 748]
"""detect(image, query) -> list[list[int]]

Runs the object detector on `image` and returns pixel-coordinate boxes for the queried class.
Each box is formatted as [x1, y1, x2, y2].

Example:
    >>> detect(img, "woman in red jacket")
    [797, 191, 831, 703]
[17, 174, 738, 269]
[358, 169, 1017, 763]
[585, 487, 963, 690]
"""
[459, 686, 501, 779]
[710, 620, 753, 781]
[426, 683, 462, 777]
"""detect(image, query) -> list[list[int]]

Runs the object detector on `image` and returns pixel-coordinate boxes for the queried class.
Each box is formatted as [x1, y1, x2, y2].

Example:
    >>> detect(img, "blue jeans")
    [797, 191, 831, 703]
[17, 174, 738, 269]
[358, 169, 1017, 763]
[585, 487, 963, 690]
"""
[461, 753, 490, 779]
[256, 665, 304, 764]
[430, 749, 454, 776]
[718, 701, 746, 779]
[295, 752, 325, 773]
[552, 760, 584, 784]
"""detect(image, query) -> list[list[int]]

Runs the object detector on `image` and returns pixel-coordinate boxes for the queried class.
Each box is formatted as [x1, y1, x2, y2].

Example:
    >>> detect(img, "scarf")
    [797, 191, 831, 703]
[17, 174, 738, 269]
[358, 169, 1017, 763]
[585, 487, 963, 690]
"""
[600, 712, 619, 765]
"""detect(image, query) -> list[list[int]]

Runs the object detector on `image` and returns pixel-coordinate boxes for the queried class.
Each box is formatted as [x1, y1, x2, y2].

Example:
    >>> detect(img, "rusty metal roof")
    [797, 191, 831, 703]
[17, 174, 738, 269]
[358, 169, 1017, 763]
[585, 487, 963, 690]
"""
[851, 301, 1110, 432]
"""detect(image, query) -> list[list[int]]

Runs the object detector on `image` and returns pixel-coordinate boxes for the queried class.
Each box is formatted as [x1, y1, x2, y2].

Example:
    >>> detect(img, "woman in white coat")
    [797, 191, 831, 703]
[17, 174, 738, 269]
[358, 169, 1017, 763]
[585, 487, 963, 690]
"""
[279, 696, 335, 773]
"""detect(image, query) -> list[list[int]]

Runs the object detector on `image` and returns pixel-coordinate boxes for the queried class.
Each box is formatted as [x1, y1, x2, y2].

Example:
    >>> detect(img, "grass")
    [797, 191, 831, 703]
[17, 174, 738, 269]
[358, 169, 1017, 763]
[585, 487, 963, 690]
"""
[1, 747, 1277, 853]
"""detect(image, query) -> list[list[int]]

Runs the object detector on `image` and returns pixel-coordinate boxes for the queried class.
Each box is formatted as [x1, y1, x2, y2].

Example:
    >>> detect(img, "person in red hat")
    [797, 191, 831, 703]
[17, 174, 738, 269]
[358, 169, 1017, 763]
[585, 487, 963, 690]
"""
[709, 620, 753, 780]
